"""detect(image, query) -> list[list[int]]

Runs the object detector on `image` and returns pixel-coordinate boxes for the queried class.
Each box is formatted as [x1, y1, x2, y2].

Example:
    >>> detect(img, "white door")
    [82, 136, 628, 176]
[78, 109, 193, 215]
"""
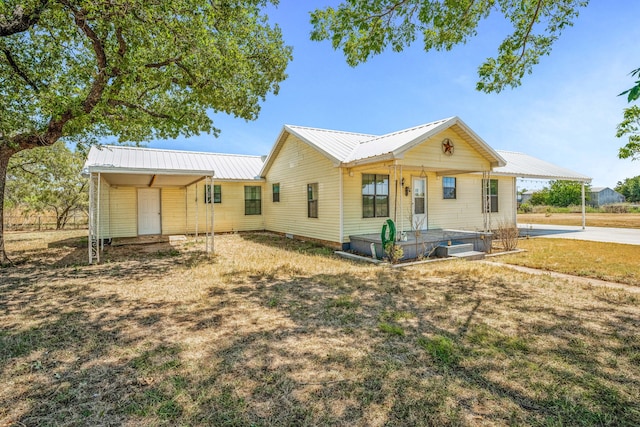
[138, 188, 161, 235]
[412, 177, 427, 230]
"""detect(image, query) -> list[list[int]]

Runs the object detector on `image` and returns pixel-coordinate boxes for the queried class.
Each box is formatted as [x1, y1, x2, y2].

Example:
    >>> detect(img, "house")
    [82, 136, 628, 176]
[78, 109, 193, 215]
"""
[83, 116, 591, 262]
[589, 187, 625, 207]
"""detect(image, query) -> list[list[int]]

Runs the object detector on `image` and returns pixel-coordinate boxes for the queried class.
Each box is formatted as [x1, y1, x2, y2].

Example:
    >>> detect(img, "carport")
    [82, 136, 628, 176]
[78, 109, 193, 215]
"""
[493, 150, 592, 228]
[83, 146, 216, 264]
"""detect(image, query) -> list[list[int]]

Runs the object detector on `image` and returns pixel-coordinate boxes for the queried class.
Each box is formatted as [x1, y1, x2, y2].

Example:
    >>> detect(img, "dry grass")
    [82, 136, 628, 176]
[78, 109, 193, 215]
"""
[518, 213, 640, 229]
[1, 230, 640, 426]
[497, 238, 640, 286]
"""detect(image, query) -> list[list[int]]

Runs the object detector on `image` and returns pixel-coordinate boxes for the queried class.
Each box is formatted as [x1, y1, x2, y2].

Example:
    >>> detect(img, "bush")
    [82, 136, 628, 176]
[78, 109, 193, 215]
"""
[602, 203, 630, 213]
[493, 221, 519, 251]
[518, 203, 532, 213]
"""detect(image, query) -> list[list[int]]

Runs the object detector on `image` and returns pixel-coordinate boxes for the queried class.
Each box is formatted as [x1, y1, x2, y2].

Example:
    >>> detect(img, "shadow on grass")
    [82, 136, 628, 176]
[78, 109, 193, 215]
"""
[1, 234, 639, 425]
[239, 231, 336, 257]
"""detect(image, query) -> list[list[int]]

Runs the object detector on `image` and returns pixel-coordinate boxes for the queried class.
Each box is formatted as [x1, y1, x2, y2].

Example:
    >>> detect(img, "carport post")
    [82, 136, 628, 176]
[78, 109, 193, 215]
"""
[581, 182, 586, 230]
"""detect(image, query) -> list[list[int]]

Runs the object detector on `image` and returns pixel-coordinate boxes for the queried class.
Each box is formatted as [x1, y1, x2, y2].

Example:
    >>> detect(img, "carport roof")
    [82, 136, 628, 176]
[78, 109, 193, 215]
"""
[492, 150, 591, 182]
[83, 145, 264, 180]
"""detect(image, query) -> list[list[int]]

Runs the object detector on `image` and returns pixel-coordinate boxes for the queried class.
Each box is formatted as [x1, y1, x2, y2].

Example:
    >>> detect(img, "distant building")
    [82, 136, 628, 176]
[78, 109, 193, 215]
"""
[519, 190, 534, 205]
[589, 187, 625, 207]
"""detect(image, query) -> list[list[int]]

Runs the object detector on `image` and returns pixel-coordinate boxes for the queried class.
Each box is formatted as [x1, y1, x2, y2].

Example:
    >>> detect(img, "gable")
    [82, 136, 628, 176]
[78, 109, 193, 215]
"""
[400, 126, 492, 172]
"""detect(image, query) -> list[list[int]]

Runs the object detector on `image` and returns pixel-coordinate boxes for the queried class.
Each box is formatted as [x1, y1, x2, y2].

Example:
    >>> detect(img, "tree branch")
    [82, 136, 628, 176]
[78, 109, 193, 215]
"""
[1, 48, 40, 92]
[517, 0, 544, 65]
[145, 57, 183, 68]
[108, 99, 172, 119]
[0, 0, 49, 36]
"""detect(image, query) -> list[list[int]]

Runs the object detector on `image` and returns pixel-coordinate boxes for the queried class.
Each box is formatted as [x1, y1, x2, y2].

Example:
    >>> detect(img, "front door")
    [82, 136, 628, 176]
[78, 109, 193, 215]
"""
[412, 177, 427, 230]
[138, 188, 161, 235]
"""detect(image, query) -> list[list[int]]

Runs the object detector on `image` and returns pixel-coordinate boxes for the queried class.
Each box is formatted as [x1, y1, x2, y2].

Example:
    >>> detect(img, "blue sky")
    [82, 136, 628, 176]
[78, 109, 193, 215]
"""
[149, 1, 640, 188]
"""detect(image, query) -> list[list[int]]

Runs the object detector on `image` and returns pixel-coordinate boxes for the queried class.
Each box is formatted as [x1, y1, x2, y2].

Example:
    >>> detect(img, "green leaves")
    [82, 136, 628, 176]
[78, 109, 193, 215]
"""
[6, 142, 88, 228]
[619, 68, 640, 102]
[616, 105, 640, 160]
[0, 0, 292, 147]
[311, 0, 589, 93]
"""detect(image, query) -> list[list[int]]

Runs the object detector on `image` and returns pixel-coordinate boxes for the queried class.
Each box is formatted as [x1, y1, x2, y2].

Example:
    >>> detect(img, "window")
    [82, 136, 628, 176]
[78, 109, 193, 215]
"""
[205, 184, 221, 204]
[307, 183, 318, 218]
[443, 177, 456, 199]
[482, 179, 498, 213]
[362, 174, 389, 218]
[244, 186, 261, 215]
[272, 183, 280, 202]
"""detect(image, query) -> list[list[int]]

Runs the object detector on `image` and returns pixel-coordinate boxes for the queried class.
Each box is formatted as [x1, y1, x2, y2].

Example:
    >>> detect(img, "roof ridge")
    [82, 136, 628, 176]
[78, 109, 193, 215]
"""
[495, 149, 526, 154]
[99, 145, 264, 159]
[357, 117, 453, 145]
[285, 124, 377, 138]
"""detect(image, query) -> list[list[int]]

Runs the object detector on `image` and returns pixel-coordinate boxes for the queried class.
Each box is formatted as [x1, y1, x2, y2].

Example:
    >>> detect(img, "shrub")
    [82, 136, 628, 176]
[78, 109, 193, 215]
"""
[384, 242, 404, 263]
[493, 221, 519, 251]
[518, 203, 532, 213]
[602, 203, 630, 213]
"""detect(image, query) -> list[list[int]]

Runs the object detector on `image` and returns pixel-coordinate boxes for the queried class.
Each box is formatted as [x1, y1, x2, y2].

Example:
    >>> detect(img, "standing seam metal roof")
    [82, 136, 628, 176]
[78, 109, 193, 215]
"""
[84, 145, 264, 180]
[493, 150, 591, 182]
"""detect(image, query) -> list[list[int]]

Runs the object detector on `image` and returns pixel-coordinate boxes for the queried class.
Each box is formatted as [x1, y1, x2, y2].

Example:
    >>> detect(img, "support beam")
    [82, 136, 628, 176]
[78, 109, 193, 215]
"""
[581, 182, 586, 230]
[148, 174, 157, 187]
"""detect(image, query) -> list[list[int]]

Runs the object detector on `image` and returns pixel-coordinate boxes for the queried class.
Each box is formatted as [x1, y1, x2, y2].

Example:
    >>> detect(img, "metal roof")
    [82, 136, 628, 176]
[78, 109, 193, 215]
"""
[284, 125, 374, 163]
[346, 118, 451, 162]
[262, 117, 506, 174]
[492, 150, 591, 182]
[84, 145, 264, 180]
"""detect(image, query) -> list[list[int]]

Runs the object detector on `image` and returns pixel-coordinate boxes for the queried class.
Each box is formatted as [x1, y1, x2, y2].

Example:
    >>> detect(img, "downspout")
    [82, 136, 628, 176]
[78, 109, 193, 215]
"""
[581, 182, 586, 230]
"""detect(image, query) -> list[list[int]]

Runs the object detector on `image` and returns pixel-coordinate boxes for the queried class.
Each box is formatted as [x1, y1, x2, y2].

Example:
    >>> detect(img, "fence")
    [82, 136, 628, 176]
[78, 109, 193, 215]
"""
[4, 211, 88, 232]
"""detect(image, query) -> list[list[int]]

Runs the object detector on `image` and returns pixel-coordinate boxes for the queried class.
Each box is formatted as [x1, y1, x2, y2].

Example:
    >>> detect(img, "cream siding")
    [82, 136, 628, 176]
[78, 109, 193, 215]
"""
[342, 166, 400, 240]
[264, 134, 341, 243]
[400, 128, 490, 171]
[185, 181, 265, 233]
[342, 167, 516, 240]
[426, 174, 515, 230]
[109, 187, 137, 237]
[161, 188, 187, 235]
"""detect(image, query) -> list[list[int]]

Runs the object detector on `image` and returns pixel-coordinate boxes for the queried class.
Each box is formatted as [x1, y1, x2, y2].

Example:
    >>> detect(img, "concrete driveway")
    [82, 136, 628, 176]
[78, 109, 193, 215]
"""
[517, 223, 640, 246]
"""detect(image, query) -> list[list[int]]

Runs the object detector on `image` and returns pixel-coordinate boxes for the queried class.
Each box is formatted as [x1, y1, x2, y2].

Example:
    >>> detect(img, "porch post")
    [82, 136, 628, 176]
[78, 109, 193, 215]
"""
[195, 182, 199, 237]
[581, 182, 586, 230]
[208, 174, 215, 254]
[88, 172, 100, 264]
[339, 168, 344, 246]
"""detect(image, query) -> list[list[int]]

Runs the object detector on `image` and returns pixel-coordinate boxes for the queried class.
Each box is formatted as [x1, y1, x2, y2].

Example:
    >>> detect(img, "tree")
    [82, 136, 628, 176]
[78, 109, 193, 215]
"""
[615, 175, 640, 203]
[7, 142, 88, 229]
[547, 180, 589, 207]
[617, 68, 640, 160]
[310, 0, 588, 93]
[529, 188, 550, 206]
[0, 0, 292, 264]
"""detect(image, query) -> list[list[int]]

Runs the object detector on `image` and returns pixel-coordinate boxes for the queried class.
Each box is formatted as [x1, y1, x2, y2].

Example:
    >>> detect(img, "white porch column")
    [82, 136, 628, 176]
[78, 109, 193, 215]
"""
[581, 182, 586, 230]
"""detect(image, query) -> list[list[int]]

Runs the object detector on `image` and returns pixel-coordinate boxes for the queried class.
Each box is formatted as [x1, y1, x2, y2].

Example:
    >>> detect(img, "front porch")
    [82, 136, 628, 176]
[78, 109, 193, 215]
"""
[349, 229, 493, 261]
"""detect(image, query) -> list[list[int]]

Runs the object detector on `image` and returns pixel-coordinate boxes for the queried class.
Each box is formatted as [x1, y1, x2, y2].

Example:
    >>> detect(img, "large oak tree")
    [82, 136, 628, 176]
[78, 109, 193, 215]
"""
[0, 0, 292, 264]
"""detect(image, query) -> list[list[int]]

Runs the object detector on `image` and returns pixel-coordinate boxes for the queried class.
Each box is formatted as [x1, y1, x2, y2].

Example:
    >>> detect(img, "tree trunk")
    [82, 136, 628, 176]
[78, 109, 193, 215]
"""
[0, 147, 15, 266]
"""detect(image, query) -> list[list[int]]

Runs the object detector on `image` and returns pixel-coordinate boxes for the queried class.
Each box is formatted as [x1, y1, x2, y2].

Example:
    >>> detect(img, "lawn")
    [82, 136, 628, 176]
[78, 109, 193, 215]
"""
[517, 212, 640, 229]
[1, 230, 639, 426]
[498, 238, 640, 286]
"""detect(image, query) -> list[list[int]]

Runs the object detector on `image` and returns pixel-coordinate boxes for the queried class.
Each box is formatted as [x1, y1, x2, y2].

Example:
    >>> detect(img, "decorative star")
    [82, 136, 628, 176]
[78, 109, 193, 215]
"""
[442, 139, 454, 155]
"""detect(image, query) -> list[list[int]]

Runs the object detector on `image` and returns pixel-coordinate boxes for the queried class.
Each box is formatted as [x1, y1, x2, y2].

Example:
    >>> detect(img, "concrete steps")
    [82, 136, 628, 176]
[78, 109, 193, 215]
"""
[450, 251, 486, 261]
[435, 243, 485, 260]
